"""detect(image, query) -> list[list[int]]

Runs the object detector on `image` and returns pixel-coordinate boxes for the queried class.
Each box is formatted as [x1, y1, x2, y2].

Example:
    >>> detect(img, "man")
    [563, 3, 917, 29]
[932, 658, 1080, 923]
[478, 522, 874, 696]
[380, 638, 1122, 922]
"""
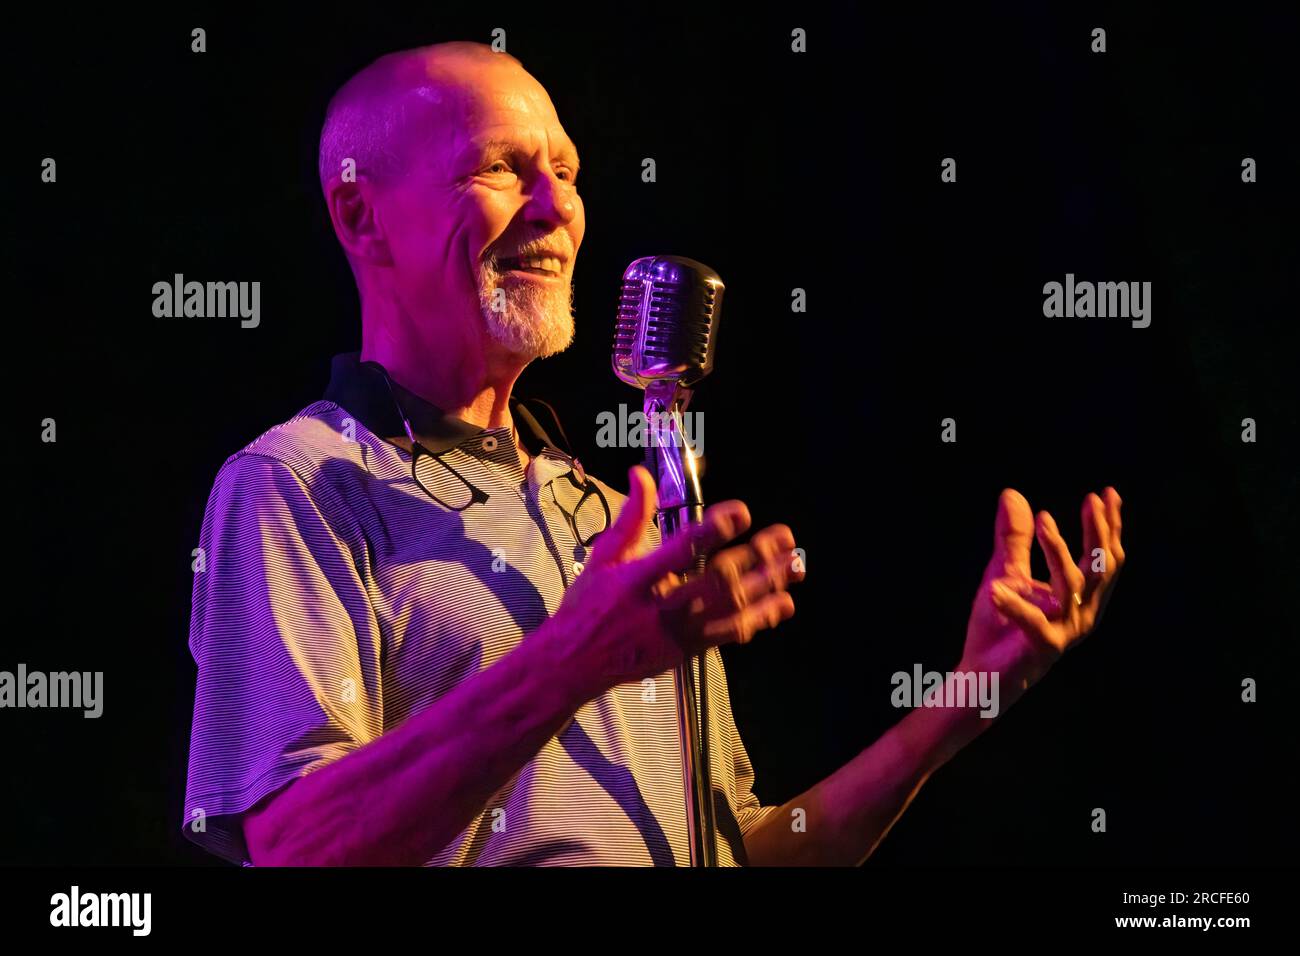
[183, 41, 1125, 866]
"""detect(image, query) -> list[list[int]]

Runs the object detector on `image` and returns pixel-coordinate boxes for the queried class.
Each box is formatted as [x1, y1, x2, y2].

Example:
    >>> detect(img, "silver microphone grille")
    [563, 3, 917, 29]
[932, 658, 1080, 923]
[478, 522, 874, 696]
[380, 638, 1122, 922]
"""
[612, 255, 723, 389]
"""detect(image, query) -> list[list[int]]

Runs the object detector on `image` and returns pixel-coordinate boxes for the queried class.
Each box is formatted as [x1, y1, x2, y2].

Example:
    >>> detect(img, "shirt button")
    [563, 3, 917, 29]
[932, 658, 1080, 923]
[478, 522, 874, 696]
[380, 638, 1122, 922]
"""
[572, 561, 585, 577]
[481, 435, 498, 452]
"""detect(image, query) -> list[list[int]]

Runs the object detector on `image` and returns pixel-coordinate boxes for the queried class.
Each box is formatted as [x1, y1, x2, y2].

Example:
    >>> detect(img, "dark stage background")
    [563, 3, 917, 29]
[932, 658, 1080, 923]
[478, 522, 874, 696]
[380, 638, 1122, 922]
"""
[8, 3, 1296, 867]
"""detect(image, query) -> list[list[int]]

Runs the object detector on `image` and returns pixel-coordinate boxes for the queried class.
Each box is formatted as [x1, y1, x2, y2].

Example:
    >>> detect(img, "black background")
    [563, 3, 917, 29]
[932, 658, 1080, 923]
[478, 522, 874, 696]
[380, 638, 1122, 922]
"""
[8, 2, 1296, 868]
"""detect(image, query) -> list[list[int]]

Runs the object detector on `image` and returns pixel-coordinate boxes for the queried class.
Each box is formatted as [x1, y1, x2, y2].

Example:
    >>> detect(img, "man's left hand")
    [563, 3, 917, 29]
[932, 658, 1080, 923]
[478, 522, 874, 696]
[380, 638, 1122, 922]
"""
[960, 486, 1125, 698]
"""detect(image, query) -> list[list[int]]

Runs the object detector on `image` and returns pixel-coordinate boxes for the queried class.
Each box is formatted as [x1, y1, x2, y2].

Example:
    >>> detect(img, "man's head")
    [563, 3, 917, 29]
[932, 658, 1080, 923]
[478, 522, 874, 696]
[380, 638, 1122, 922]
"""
[319, 42, 583, 367]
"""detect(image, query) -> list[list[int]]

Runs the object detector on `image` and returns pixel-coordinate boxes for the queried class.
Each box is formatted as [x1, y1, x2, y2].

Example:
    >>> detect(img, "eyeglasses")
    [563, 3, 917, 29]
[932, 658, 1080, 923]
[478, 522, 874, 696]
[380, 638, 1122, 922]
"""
[370, 361, 610, 549]
[553, 458, 612, 549]
[369, 365, 490, 512]
[408, 438, 491, 512]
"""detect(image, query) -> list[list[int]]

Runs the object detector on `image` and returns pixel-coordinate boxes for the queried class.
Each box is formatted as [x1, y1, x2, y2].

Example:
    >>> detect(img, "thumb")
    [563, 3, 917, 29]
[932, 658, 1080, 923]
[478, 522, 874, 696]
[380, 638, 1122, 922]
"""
[586, 465, 657, 570]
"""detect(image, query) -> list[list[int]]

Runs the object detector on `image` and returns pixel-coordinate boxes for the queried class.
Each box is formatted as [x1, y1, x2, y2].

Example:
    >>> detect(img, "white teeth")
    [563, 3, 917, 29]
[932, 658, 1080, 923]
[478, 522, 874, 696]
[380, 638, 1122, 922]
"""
[517, 256, 561, 274]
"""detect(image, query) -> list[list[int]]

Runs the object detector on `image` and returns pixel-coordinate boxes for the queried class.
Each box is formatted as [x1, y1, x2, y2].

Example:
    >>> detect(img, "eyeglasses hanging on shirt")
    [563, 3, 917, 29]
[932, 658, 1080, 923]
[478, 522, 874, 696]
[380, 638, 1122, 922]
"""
[547, 451, 612, 549]
[366, 361, 610, 548]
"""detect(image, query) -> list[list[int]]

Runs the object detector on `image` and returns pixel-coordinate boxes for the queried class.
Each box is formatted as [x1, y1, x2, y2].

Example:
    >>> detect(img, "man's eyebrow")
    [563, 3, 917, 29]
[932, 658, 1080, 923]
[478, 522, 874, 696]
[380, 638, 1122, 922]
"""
[466, 138, 580, 167]
[474, 139, 522, 155]
[552, 135, 580, 166]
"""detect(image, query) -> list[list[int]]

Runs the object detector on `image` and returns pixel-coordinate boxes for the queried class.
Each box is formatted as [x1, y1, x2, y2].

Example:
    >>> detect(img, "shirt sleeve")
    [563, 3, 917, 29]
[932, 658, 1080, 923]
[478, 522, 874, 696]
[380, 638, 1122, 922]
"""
[727, 692, 782, 839]
[702, 645, 782, 853]
[182, 452, 383, 865]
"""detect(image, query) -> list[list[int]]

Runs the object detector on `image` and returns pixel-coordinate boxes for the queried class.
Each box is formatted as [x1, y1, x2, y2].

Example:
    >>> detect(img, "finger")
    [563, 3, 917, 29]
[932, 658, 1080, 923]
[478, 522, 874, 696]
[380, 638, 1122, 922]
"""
[1079, 492, 1113, 588]
[1034, 510, 1085, 609]
[1103, 486, 1125, 566]
[658, 550, 749, 613]
[1089, 487, 1125, 628]
[990, 579, 1058, 651]
[698, 590, 795, 647]
[586, 466, 657, 570]
[710, 524, 800, 587]
[658, 542, 792, 615]
[629, 501, 752, 589]
[751, 524, 803, 584]
[650, 569, 686, 601]
[989, 488, 1035, 579]
[725, 523, 803, 598]
[1003, 575, 1065, 620]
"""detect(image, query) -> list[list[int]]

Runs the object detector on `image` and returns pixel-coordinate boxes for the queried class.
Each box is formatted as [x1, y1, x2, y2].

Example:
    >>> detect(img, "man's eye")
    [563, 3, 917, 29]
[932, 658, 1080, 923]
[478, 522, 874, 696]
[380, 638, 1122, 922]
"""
[556, 168, 577, 182]
[483, 160, 513, 175]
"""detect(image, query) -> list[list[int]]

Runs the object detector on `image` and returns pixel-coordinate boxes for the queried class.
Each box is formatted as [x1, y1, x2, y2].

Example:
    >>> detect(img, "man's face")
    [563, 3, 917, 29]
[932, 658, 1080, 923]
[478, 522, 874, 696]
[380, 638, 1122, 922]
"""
[374, 57, 585, 361]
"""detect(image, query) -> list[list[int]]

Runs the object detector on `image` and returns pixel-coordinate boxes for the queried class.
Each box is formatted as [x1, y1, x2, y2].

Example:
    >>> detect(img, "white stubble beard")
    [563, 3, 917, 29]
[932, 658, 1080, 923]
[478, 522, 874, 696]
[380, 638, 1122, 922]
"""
[477, 256, 576, 360]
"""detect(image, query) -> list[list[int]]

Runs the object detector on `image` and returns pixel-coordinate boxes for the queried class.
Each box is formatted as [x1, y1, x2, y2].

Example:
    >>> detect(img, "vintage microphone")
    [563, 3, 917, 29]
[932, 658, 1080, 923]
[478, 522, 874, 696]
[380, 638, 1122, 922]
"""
[612, 255, 724, 866]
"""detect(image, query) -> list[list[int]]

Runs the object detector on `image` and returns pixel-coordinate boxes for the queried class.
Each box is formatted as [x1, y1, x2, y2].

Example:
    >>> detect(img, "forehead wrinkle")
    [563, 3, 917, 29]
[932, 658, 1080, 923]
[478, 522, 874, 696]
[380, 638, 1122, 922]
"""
[385, 83, 477, 177]
[460, 123, 580, 167]
[388, 63, 542, 165]
[483, 87, 552, 115]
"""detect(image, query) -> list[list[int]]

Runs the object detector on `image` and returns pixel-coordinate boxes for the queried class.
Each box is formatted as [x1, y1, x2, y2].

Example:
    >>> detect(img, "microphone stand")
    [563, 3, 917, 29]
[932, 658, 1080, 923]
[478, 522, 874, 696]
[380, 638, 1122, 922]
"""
[644, 378, 716, 867]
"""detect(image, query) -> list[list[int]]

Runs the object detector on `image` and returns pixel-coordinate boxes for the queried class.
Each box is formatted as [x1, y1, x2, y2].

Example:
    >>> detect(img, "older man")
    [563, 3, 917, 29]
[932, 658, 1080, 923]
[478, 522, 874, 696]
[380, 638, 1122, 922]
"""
[182, 41, 1124, 867]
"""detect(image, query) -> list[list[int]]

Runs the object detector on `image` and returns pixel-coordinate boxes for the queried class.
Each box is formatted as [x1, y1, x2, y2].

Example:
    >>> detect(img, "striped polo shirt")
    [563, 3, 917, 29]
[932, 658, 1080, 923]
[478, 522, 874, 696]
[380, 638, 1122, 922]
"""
[183, 351, 779, 866]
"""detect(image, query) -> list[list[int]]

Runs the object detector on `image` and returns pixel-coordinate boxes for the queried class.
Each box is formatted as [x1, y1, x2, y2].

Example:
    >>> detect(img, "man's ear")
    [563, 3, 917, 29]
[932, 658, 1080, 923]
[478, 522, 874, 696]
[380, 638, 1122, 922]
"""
[324, 175, 393, 267]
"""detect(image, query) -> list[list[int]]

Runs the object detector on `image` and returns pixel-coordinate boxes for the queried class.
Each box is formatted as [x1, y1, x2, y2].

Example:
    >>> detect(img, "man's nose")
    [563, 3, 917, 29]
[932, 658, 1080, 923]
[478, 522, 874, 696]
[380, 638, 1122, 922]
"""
[523, 170, 578, 229]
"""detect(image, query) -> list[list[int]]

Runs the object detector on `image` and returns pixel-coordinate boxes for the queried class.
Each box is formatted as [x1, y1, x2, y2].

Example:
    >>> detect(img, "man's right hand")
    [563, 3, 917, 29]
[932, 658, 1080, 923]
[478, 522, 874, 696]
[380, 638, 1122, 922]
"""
[538, 465, 803, 704]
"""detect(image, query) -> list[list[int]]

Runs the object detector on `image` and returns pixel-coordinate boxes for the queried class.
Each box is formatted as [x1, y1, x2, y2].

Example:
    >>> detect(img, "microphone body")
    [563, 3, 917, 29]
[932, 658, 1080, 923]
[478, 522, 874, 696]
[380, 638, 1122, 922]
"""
[613, 255, 724, 867]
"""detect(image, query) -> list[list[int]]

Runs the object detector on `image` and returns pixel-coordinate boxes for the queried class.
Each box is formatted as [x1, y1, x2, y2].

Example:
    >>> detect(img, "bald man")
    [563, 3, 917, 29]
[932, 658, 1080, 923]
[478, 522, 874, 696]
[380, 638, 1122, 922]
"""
[182, 42, 1125, 867]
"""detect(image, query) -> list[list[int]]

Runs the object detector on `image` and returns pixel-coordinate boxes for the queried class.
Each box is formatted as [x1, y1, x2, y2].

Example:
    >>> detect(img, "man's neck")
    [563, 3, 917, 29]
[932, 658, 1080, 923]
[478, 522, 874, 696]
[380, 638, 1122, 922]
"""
[359, 310, 529, 430]
[358, 300, 535, 470]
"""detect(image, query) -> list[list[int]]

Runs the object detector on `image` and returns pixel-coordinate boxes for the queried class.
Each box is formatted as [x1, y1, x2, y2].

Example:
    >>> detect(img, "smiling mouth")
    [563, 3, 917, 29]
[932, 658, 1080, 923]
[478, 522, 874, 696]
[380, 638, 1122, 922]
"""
[498, 255, 563, 277]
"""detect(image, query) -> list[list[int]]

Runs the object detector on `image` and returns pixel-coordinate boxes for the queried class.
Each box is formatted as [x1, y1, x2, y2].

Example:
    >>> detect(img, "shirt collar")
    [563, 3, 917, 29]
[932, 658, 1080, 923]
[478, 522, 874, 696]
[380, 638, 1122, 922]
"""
[322, 351, 571, 460]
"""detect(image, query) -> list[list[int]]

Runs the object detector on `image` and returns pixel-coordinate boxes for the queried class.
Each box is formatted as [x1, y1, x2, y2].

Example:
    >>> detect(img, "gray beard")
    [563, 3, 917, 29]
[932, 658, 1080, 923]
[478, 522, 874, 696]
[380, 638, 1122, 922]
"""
[477, 258, 576, 359]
